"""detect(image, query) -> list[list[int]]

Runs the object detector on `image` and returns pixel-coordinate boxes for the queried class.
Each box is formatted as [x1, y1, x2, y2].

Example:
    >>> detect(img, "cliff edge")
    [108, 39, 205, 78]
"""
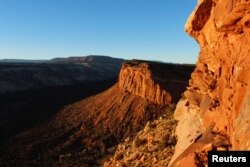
[118, 62, 172, 106]
[119, 60, 194, 105]
[171, 0, 250, 166]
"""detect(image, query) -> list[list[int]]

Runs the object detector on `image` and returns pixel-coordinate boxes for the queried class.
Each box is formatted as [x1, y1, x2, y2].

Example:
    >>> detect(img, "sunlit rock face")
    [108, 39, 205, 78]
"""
[118, 62, 172, 106]
[170, 0, 250, 166]
[118, 61, 194, 106]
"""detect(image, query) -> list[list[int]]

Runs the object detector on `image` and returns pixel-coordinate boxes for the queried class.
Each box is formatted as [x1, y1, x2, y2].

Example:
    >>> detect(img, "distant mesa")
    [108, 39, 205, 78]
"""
[49, 55, 123, 64]
[0, 55, 124, 94]
[0, 59, 46, 63]
[0, 55, 123, 64]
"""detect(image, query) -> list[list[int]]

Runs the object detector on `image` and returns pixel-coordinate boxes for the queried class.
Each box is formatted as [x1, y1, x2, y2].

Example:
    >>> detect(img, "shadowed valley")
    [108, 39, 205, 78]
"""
[0, 59, 194, 166]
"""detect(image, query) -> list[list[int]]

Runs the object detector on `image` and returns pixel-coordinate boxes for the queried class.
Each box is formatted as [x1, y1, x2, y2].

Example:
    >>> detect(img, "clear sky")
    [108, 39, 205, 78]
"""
[0, 0, 199, 63]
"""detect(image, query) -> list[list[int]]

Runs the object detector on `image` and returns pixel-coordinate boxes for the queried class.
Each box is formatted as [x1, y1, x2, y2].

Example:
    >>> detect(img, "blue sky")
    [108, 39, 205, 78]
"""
[0, 0, 199, 63]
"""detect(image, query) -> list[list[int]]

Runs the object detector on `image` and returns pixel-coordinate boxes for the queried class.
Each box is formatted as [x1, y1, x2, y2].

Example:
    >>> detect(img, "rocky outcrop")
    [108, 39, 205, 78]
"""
[104, 106, 177, 167]
[118, 62, 171, 106]
[118, 61, 194, 106]
[170, 0, 250, 166]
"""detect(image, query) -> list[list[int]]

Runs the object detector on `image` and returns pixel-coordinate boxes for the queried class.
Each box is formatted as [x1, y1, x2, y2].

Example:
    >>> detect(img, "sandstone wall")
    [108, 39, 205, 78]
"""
[171, 0, 250, 166]
[118, 62, 172, 106]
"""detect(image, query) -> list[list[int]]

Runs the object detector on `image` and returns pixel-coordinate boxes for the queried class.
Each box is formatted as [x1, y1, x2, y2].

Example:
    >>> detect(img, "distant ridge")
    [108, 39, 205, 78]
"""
[0, 59, 46, 63]
[0, 55, 124, 93]
[49, 55, 124, 64]
[0, 55, 123, 64]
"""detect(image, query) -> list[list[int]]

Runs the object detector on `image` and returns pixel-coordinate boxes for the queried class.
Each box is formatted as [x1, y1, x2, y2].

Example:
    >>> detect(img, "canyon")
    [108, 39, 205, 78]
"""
[0, 60, 193, 166]
[1, 0, 248, 166]
[0, 55, 123, 151]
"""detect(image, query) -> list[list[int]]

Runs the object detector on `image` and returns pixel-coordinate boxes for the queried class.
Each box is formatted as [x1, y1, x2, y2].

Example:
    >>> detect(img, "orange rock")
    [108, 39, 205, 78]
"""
[118, 62, 172, 106]
[118, 61, 194, 105]
[171, 0, 250, 166]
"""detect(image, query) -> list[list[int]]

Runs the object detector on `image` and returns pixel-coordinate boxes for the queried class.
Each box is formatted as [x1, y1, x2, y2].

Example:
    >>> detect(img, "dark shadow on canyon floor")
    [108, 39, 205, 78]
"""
[0, 78, 117, 152]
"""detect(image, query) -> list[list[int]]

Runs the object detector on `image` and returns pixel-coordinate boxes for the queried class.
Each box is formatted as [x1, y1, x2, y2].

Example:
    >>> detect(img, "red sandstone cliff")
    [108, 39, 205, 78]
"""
[170, 0, 250, 166]
[118, 62, 171, 106]
[119, 60, 194, 105]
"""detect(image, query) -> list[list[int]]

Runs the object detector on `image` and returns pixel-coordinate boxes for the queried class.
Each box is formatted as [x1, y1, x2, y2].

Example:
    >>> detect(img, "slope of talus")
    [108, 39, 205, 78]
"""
[170, 0, 250, 166]
[104, 105, 177, 167]
[0, 84, 167, 166]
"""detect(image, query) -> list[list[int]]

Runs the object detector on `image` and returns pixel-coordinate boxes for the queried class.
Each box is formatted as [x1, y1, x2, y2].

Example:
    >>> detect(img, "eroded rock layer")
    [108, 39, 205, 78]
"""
[119, 62, 171, 105]
[171, 0, 250, 166]
[119, 60, 194, 105]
